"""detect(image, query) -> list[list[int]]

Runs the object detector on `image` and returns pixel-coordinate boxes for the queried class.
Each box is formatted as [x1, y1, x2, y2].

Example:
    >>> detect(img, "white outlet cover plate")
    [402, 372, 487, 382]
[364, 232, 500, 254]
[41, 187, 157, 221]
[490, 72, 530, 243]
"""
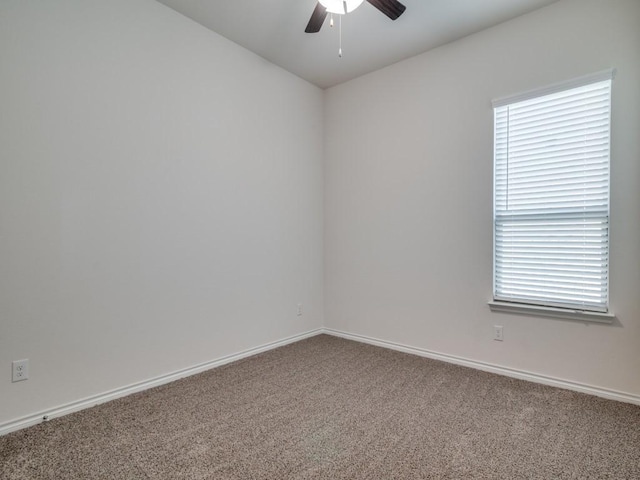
[12, 359, 29, 382]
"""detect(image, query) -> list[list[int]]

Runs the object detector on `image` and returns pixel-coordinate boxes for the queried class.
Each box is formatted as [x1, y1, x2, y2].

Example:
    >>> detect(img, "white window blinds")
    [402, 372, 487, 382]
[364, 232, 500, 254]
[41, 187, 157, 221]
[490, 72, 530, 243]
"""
[493, 73, 612, 312]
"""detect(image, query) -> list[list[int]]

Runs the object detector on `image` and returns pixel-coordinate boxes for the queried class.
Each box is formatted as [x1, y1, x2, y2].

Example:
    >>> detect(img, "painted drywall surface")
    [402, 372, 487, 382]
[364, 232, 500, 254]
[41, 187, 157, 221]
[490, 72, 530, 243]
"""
[0, 0, 323, 425]
[324, 0, 640, 395]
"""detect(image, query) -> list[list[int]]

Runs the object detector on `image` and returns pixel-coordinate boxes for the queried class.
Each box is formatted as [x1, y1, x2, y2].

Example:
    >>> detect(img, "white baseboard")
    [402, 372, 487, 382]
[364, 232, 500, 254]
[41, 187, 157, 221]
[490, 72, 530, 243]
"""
[0, 328, 323, 437]
[323, 328, 640, 406]
[4, 326, 638, 437]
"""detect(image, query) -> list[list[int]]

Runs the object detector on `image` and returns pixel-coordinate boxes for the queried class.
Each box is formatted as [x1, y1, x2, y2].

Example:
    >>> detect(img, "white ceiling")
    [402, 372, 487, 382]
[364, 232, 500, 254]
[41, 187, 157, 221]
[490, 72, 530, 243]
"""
[156, 0, 560, 89]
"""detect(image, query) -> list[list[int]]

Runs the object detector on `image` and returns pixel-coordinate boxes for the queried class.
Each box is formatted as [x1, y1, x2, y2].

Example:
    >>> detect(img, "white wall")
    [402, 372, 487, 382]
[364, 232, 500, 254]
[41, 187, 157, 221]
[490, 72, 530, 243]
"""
[325, 0, 640, 396]
[0, 0, 324, 426]
[2, 0, 638, 430]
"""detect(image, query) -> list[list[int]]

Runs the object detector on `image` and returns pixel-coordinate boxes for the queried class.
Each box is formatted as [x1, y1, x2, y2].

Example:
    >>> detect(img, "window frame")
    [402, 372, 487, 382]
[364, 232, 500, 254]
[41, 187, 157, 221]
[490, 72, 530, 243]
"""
[489, 70, 616, 323]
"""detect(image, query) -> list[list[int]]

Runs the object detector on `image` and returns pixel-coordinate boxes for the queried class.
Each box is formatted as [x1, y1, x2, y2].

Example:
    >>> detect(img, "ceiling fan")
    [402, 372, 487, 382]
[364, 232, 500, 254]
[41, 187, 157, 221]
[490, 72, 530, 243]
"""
[305, 0, 406, 33]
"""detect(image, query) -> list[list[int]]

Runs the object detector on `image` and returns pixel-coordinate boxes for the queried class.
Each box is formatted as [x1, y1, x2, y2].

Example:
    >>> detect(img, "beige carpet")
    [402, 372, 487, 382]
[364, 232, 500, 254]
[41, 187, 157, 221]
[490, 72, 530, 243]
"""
[1, 334, 639, 479]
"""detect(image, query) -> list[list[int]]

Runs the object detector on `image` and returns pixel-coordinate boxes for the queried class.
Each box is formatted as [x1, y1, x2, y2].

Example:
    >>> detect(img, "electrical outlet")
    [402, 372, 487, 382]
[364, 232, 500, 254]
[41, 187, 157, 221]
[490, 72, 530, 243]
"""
[12, 359, 29, 382]
[494, 325, 504, 342]
[297, 303, 303, 316]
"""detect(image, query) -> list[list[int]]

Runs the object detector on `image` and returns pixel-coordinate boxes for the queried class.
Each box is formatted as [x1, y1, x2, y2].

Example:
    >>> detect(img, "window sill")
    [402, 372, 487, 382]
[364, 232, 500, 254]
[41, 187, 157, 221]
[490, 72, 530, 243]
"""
[488, 300, 615, 324]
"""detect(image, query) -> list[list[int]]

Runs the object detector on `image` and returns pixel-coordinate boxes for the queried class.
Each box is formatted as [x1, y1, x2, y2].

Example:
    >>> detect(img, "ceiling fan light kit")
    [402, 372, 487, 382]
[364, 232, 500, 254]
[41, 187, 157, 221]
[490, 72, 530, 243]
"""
[305, 0, 406, 33]
[319, 0, 366, 15]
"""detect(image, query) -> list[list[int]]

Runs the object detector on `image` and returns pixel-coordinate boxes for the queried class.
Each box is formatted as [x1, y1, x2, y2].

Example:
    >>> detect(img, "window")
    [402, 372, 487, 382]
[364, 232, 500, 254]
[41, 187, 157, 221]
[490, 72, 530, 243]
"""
[492, 71, 613, 316]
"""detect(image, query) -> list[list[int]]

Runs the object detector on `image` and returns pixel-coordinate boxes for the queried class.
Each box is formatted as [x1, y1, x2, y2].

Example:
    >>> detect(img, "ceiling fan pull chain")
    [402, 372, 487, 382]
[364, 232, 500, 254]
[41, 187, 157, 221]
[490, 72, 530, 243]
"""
[338, 14, 342, 57]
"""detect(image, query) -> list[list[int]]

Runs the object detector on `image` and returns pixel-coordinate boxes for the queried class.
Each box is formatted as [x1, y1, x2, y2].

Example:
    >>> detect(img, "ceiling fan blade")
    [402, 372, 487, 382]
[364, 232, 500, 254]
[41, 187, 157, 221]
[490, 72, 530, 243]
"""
[305, 3, 327, 33]
[366, 0, 406, 20]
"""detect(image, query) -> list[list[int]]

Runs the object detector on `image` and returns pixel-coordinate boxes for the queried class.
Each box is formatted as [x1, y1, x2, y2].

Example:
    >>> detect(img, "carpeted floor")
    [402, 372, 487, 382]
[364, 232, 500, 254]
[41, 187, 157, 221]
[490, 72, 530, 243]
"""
[1, 334, 639, 479]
